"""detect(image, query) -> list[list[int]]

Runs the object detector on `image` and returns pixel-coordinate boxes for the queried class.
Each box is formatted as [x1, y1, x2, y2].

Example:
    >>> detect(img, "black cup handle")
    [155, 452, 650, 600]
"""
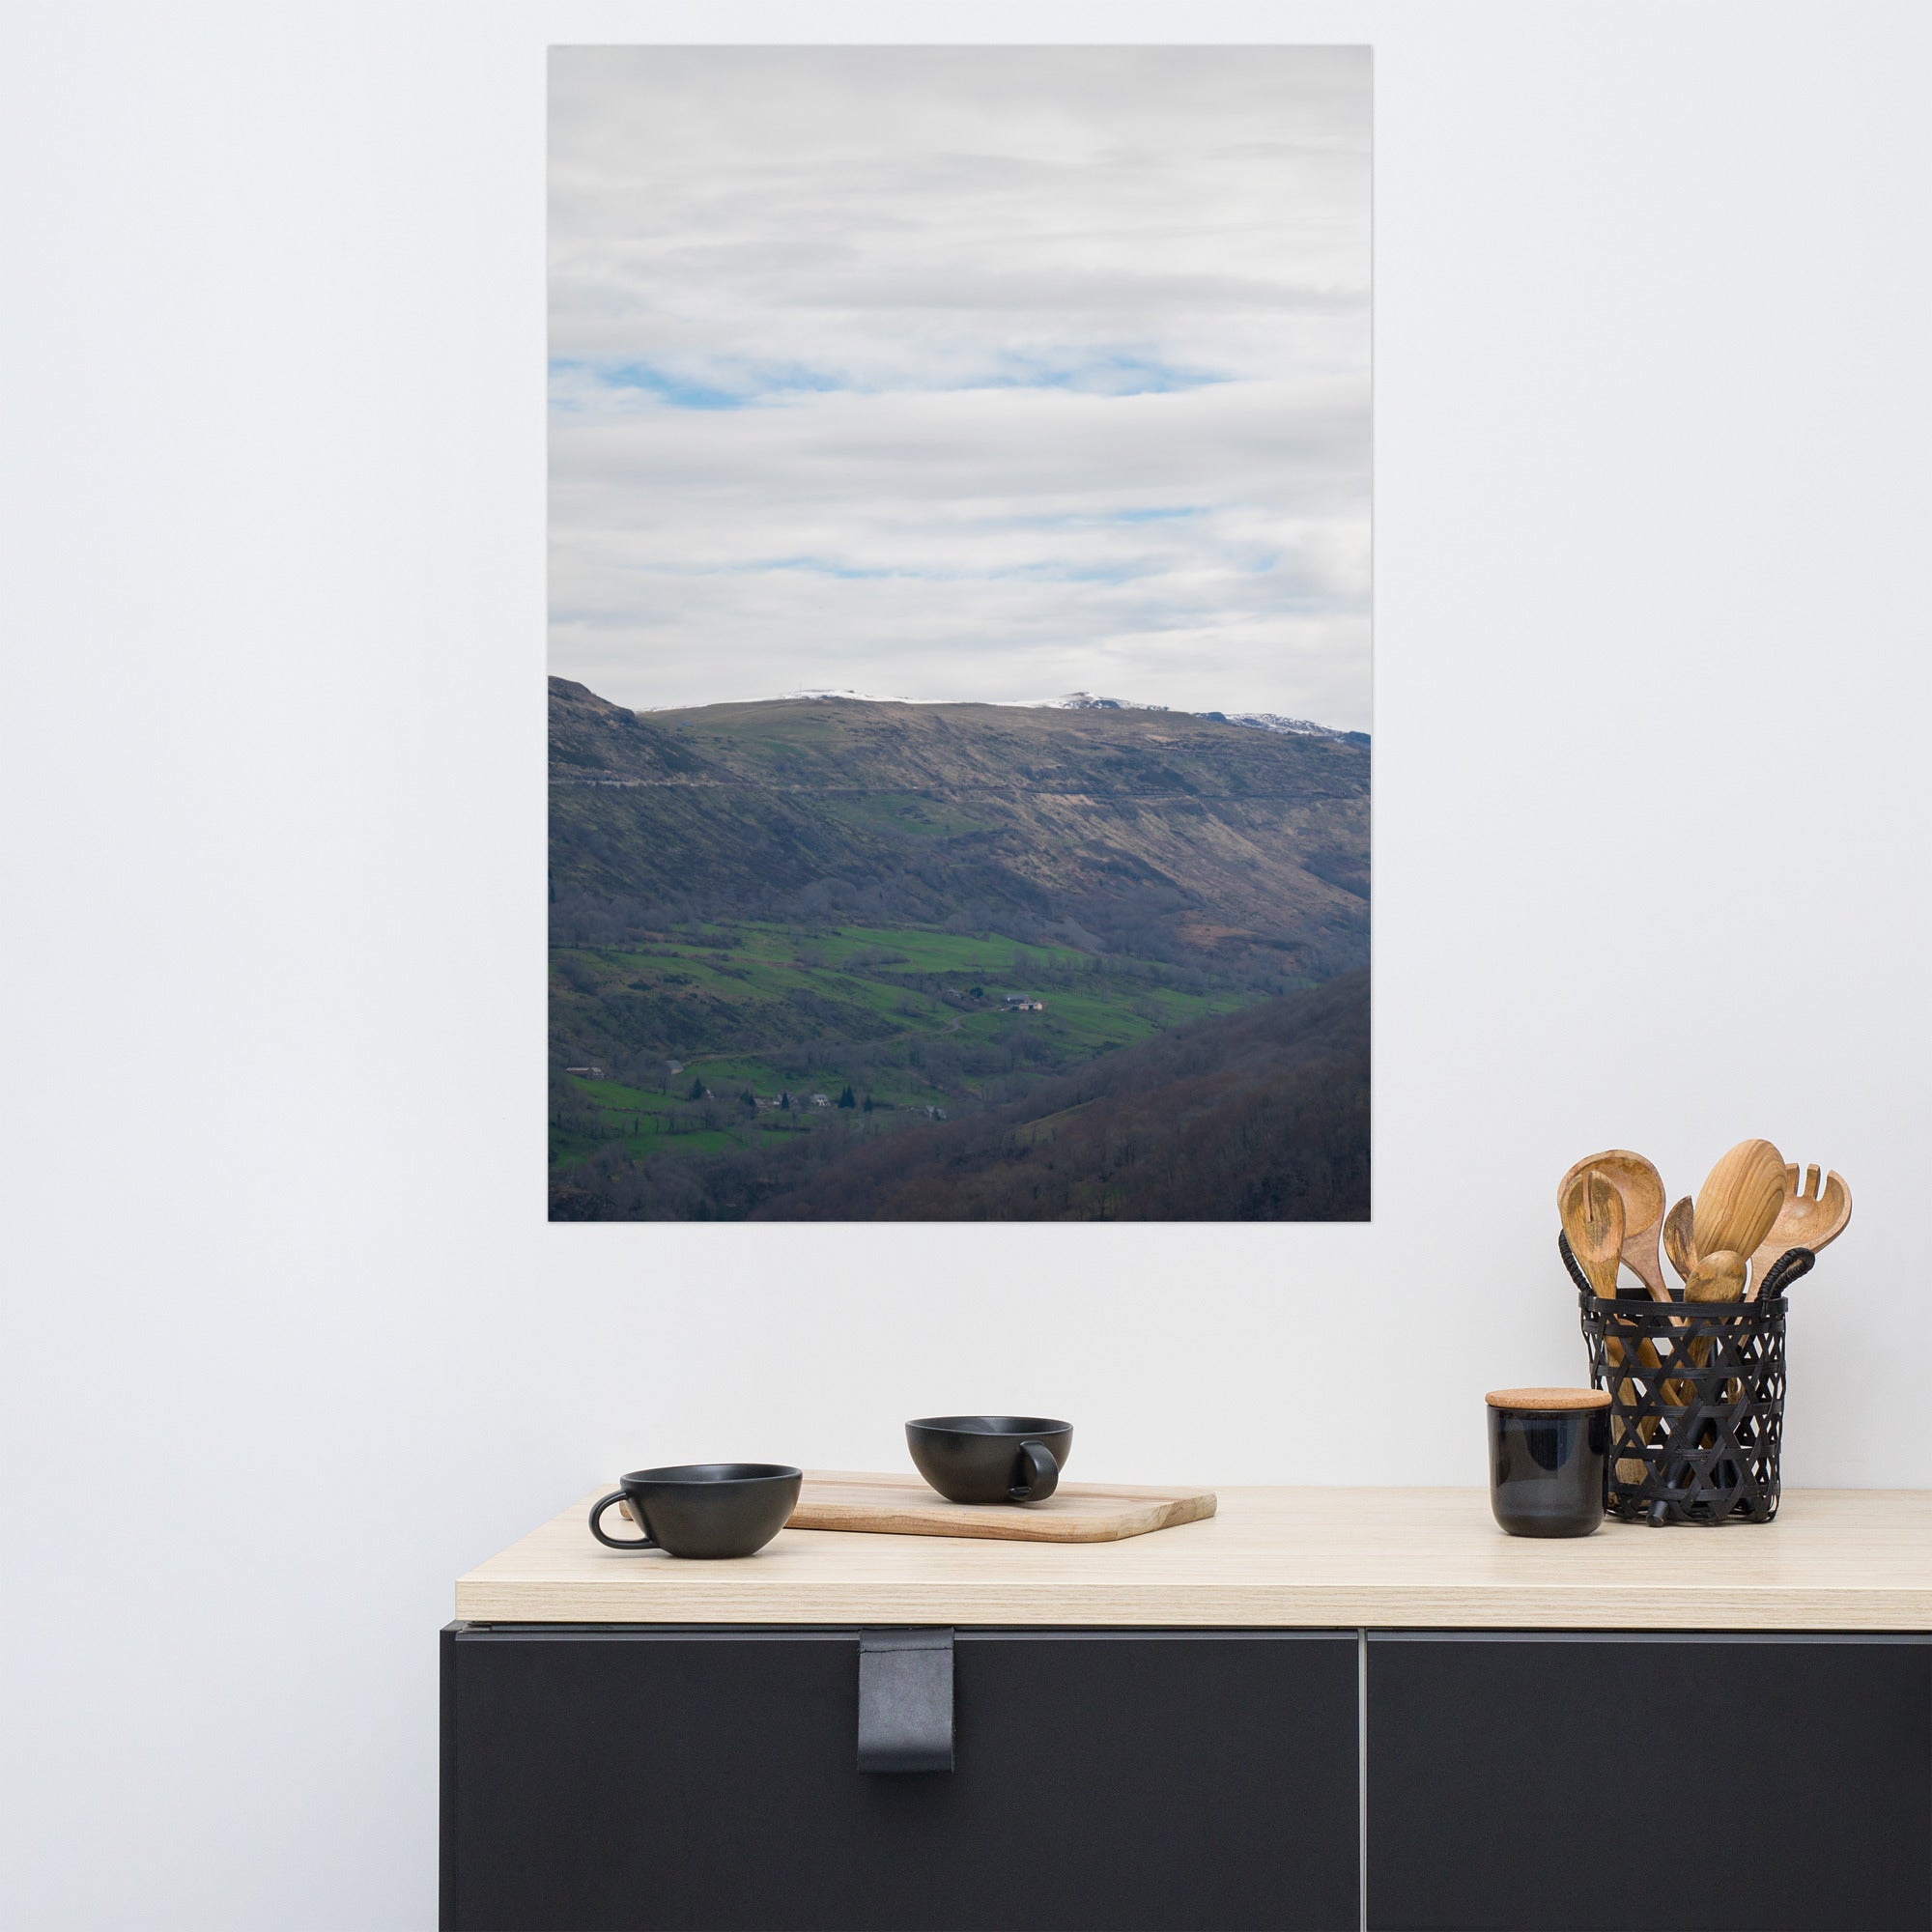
[588, 1491, 656, 1550]
[1009, 1440, 1060, 1503]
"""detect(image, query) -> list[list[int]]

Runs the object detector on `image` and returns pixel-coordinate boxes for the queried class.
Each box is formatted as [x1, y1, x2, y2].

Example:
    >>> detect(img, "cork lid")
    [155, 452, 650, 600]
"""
[1485, 1386, 1611, 1411]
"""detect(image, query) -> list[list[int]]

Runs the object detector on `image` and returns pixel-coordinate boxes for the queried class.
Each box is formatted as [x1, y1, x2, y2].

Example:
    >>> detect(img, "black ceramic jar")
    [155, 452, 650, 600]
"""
[1485, 1388, 1608, 1538]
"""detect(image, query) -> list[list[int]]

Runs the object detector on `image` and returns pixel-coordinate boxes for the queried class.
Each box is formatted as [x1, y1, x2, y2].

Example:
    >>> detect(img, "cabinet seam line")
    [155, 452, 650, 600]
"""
[1358, 1626, 1368, 1932]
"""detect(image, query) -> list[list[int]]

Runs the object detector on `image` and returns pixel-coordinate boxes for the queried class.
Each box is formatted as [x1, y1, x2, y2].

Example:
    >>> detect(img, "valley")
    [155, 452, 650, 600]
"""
[548, 678, 1370, 1219]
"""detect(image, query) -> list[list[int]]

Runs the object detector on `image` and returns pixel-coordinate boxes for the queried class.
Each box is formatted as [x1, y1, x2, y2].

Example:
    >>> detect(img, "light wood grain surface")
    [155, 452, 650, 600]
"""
[786, 1471, 1215, 1542]
[454, 1483, 1932, 1631]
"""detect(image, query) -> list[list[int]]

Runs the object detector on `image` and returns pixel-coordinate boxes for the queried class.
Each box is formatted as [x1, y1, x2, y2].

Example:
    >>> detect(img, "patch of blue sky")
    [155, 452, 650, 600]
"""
[639, 555, 906, 581]
[984, 353, 1227, 396]
[985, 505, 1210, 533]
[552, 351, 1226, 407]
[634, 554, 1173, 586]
[994, 558, 1173, 585]
[551, 358, 852, 410]
[751, 556, 896, 581]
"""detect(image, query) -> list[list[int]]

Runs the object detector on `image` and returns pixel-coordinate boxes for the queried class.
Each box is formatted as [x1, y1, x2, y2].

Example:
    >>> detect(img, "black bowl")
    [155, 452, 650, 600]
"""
[906, 1416, 1073, 1505]
[588, 1462, 802, 1558]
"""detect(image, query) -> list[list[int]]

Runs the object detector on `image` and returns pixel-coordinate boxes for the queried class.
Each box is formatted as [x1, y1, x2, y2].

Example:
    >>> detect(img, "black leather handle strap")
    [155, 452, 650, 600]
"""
[857, 1630, 954, 1774]
[1758, 1246, 1815, 1300]
[1557, 1229, 1596, 1297]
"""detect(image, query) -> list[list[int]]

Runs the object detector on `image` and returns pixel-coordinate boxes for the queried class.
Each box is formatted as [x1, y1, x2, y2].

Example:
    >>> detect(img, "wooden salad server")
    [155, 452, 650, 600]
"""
[1559, 1167, 1625, 1297]
[1691, 1140, 1787, 1273]
[1747, 1165, 1852, 1298]
[1686, 1141, 1782, 1405]
[1557, 1150, 1669, 1300]
[1560, 1168, 1649, 1482]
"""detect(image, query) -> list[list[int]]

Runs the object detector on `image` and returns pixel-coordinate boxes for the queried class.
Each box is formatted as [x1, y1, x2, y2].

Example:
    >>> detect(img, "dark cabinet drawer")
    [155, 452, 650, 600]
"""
[441, 1625, 1360, 1932]
[1365, 1632, 1932, 1931]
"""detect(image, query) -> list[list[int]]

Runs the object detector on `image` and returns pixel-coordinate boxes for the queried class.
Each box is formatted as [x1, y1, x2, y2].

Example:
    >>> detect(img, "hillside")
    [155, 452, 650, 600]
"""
[550, 971, 1368, 1222]
[548, 676, 1371, 1220]
[550, 678, 1369, 969]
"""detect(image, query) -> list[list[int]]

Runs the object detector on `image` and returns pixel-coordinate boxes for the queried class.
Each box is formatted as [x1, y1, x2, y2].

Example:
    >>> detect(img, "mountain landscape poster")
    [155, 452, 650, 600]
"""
[548, 46, 1371, 1222]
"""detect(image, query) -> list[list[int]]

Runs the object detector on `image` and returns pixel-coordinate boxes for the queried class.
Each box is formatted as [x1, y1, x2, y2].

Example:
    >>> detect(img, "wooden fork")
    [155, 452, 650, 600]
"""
[1747, 1165, 1852, 1298]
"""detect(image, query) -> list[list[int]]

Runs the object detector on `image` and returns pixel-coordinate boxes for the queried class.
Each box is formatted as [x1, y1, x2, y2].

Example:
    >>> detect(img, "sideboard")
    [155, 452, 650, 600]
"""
[442, 1485, 1932, 1931]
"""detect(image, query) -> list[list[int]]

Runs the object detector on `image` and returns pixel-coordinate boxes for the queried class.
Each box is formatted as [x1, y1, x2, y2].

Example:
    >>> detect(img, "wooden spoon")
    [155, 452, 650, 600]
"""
[1683, 1248, 1747, 1303]
[1747, 1165, 1852, 1298]
[1692, 1140, 1787, 1269]
[1663, 1247, 1748, 1404]
[1556, 1151, 1669, 1300]
[1662, 1197, 1698, 1285]
[1658, 1200, 1702, 1405]
[1559, 1167, 1624, 1297]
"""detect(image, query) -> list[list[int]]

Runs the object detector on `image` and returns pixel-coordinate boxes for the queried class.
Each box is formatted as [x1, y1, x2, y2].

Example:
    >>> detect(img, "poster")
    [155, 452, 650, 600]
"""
[549, 47, 1370, 1220]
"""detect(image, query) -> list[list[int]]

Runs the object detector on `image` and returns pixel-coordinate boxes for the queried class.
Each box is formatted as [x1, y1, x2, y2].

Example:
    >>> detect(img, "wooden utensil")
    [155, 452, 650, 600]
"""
[1556, 1151, 1670, 1300]
[1683, 1249, 1746, 1303]
[1675, 1247, 1748, 1409]
[1678, 1142, 1782, 1394]
[1653, 1194, 1709, 1405]
[1560, 1169, 1650, 1482]
[1662, 1196, 1697, 1285]
[1559, 1168, 1624, 1296]
[1691, 1139, 1787, 1270]
[1747, 1165, 1852, 1298]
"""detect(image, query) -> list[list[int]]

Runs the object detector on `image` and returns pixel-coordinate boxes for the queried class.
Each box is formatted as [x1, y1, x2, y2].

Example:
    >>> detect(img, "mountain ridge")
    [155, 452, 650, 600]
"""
[609, 681, 1369, 745]
[550, 676, 1369, 967]
[549, 676, 1372, 1219]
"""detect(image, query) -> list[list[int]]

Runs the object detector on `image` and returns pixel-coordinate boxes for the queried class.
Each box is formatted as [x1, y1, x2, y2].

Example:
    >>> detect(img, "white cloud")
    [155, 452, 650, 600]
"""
[549, 46, 1371, 728]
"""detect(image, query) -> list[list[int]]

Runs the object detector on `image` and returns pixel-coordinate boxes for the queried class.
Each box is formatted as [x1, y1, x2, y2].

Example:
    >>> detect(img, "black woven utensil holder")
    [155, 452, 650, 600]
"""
[1563, 1233, 1811, 1526]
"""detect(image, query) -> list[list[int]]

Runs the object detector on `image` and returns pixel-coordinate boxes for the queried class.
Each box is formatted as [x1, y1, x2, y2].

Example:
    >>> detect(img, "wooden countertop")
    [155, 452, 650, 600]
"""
[454, 1482, 1932, 1631]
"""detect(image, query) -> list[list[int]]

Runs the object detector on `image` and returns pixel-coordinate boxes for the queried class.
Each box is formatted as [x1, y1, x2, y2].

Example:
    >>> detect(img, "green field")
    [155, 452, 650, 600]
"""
[549, 919, 1258, 1168]
[548, 681, 1369, 1219]
[821, 794, 991, 839]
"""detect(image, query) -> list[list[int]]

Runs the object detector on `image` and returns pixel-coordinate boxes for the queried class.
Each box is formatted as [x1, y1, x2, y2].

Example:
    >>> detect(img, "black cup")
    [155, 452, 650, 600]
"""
[1486, 1389, 1608, 1538]
[906, 1416, 1072, 1505]
[587, 1463, 803, 1559]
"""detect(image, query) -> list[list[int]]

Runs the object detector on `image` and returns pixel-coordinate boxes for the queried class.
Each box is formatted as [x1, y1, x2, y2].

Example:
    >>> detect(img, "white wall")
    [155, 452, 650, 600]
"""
[5, 2, 1927, 1925]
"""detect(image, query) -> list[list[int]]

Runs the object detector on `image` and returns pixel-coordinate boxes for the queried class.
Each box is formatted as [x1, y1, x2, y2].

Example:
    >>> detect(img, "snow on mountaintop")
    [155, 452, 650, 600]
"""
[1045, 695, 1357, 741]
[1035, 692, 1170, 713]
[665, 687, 1361, 740]
[1208, 710, 1349, 738]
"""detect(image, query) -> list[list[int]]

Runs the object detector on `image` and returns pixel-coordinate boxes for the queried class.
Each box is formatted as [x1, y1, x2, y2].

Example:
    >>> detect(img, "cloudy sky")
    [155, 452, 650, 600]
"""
[549, 47, 1371, 728]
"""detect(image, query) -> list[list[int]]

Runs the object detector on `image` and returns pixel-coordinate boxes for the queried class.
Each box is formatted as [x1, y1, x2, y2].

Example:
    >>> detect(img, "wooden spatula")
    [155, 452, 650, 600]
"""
[1692, 1140, 1787, 1271]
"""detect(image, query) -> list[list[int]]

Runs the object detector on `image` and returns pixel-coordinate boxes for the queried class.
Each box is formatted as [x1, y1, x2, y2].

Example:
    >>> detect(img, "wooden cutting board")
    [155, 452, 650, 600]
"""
[785, 1470, 1217, 1544]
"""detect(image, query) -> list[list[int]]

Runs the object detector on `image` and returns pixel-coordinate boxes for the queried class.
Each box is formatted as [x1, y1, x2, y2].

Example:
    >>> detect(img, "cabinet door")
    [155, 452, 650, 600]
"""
[1366, 1632, 1932, 1931]
[442, 1625, 1359, 1932]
